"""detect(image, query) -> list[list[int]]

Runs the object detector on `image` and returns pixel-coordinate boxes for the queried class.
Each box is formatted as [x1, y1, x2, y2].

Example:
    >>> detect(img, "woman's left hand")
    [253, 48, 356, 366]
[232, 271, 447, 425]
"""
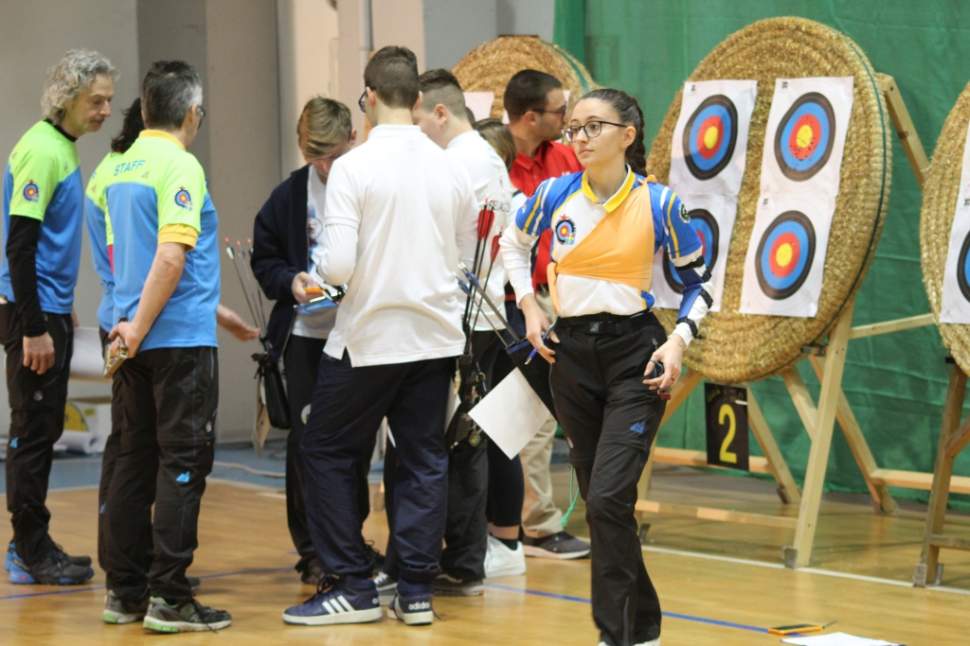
[643, 334, 686, 392]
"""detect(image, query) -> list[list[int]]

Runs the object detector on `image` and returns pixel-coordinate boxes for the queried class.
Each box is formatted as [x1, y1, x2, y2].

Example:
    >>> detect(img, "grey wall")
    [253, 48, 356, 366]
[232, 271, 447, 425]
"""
[0, 0, 141, 424]
[0, 0, 279, 443]
[423, 0, 554, 69]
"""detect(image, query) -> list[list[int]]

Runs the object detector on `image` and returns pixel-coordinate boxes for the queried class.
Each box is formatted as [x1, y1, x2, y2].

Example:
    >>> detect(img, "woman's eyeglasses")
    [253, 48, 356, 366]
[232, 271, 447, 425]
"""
[563, 120, 627, 143]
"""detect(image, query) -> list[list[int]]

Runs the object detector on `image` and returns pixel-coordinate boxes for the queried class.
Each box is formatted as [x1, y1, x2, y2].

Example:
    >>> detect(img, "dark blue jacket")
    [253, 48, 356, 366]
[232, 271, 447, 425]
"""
[250, 165, 310, 360]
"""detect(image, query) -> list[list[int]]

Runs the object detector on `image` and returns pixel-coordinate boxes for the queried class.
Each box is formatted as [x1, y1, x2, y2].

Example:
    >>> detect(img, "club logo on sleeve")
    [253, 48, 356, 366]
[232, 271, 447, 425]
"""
[555, 216, 576, 245]
[22, 181, 39, 202]
[174, 187, 192, 210]
[679, 202, 690, 223]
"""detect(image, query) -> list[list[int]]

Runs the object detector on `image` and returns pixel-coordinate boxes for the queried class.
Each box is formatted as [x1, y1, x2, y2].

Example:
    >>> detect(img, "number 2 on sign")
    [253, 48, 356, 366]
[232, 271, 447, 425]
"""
[718, 403, 738, 464]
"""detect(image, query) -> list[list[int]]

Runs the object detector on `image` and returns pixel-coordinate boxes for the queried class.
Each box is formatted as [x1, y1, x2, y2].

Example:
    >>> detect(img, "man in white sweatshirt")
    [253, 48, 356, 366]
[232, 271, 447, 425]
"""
[383, 69, 518, 594]
[282, 46, 475, 629]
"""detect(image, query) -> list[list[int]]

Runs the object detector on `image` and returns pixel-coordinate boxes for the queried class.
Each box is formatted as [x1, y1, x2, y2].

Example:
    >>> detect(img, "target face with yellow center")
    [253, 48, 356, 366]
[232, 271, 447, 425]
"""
[682, 95, 738, 180]
[755, 210, 816, 299]
[774, 92, 836, 181]
[663, 209, 719, 294]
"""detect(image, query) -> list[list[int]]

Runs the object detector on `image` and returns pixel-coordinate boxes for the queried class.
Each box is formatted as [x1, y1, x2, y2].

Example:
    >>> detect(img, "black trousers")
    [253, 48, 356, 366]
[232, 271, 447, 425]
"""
[384, 331, 500, 582]
[1, 303, 73, 565]
[97, 328, 121, 572]
[550, 313, 666, 646]
[302, 352, 452, 591]
[283, 335, 323, 571]
[103, 346, 218, 602]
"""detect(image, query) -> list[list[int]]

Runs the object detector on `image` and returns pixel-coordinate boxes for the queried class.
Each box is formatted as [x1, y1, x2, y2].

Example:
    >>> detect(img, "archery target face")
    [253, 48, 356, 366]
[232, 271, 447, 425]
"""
[958, 232, 970, 303]
[754, 210, 816, 299]
[670, 80, 757, 197]
[760, 76, 854, 196]
[663, 209, 719, 294]
[740, 193, 835, 318]
[682, 95, 738, 180]
[774, 92, 836, 181]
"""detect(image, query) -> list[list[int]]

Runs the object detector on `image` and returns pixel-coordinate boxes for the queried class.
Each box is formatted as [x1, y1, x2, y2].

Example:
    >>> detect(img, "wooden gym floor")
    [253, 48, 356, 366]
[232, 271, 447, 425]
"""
[0, 463, 966, 645]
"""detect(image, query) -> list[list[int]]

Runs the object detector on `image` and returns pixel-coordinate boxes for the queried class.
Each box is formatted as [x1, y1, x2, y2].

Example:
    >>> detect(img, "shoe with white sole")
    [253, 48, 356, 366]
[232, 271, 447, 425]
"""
[388, 593, 433, 626]
[484, 535, 526, 578]
[282, 577, 382, 626]
[142, 596, 231, 633]
[522, 531, 590, 560]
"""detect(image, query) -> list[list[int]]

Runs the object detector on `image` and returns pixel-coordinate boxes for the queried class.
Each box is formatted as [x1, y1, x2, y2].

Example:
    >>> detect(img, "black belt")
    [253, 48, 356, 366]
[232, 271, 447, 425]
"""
[556, 310, 656, 336]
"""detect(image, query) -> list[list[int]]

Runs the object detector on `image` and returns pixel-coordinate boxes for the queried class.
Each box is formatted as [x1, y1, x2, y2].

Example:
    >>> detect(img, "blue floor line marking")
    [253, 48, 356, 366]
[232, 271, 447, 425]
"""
[2, 566, 768, 636]
[484, 582, 769, 635]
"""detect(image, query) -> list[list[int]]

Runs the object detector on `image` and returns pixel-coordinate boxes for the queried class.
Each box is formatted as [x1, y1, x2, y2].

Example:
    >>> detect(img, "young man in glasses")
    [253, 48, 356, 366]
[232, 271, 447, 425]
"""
[501, 69, 589, 562]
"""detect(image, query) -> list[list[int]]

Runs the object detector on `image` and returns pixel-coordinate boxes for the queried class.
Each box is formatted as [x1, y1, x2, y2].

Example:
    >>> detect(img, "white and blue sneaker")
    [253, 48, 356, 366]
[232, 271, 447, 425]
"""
[388, 593, 434, 626]
[282, 578, 382, 626]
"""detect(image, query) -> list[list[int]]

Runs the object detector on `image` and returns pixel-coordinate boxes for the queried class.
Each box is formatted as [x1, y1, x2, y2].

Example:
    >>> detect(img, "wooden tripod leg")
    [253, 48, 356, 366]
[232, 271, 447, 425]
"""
[808, 356, 897, 514]
[748, 391, 800, 505]
[787, 304, 854, 568]
[916, 365, 968, 586]
[638, 370, 703, 500]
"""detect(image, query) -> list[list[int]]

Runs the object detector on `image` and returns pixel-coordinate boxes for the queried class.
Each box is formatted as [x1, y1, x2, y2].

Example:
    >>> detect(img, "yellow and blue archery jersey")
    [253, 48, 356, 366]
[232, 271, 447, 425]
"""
[105, 130, 220, 351]
[0, 120, 84, 313]
[501, 168, 713, 345]
[84, 151, 120, 332]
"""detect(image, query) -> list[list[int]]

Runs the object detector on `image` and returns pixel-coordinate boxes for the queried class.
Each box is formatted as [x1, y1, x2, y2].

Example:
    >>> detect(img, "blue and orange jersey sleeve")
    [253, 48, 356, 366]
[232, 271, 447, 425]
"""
[650, 183, 702, 263]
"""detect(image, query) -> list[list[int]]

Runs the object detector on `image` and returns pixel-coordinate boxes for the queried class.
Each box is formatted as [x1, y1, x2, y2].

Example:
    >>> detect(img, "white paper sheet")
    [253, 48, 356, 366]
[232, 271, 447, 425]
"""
[940, 120, 970, 322]
[669, 79, 758, 196]
[468, 368, 548, 459]
[739, 192, 836, 317]
[464, 91, 495, 121]
[782, 632, 900, 646]
[760, 76, 854, 196]
[69, 326, 108, 381]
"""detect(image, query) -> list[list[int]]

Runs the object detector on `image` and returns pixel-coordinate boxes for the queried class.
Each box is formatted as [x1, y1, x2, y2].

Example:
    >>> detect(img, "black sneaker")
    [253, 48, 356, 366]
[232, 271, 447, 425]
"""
[433, 573, 483, 596]
[521, 531, 590, 560]
[52, 542, 92, 568]
[188, 575, 201, 592]
[26, 550, 95, 585]
[142, 596, 232, 633]
[103, 590, 149, 624]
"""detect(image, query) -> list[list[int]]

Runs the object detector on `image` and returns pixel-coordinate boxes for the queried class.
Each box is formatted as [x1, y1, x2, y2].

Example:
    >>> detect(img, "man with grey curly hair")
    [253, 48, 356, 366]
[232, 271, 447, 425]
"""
[1, 49, 115, 586]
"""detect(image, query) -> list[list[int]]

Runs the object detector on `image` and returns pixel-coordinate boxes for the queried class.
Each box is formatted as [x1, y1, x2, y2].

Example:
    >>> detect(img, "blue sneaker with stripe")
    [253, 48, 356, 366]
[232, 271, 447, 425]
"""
[282, 577, 382, 626]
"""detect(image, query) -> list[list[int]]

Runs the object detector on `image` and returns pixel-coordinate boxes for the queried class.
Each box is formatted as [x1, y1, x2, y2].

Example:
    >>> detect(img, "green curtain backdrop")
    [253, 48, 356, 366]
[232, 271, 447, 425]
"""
[553, 0, 970, 501]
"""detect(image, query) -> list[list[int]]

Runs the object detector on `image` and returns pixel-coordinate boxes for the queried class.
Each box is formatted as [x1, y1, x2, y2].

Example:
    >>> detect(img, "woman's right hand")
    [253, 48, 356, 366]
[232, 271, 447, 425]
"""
[521, 294, 558, 364]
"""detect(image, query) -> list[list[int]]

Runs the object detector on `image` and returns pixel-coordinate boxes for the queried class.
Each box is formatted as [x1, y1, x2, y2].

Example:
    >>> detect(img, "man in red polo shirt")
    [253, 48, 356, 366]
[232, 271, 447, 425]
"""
[500, 69, 588, 561]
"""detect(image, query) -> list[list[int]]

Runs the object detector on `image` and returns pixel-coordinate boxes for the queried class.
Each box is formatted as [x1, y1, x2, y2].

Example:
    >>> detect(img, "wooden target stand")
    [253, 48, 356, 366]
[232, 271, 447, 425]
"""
[913, 364, 970, 586]
[636, 74, 954, 568]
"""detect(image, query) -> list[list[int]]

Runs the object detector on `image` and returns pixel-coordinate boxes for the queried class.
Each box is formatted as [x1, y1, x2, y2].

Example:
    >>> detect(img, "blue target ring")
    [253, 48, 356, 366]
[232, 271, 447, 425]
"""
[682, 95, 738, 180]
[663, 209, 719, 294]
[774, 92, 836, 181]
[958, 233, 970, 302]
[754, 211, 816, 300]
